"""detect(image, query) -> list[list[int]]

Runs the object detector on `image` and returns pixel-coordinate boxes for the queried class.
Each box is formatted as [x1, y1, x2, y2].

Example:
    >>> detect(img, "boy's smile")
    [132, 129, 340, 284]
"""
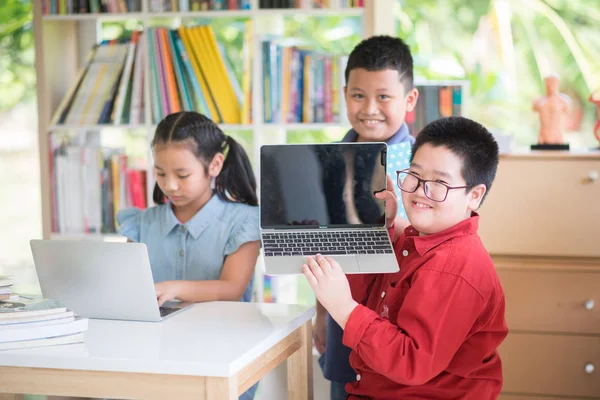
[344, 68, 418, 142]
[401, 143, 485, 235]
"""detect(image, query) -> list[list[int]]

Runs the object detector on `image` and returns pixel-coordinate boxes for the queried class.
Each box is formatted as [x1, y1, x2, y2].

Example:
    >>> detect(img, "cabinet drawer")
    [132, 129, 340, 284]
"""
[498, 268, 600, 334]
[479, 157, 600, 257]
[500, 333, 600, 398]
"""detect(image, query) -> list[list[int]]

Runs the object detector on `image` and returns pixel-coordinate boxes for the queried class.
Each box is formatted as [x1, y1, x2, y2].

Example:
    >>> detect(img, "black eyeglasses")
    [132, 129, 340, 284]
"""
[396, 170, 472, 202]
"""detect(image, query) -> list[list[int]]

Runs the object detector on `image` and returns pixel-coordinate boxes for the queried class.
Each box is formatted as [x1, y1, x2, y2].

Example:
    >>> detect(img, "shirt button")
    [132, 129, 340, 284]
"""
[402, 250, 409, 257]
[356, 374, 361, 381]
[179, 250, 184, 257]
[381, 291, 386, 299]
[180, 225, 186, 232]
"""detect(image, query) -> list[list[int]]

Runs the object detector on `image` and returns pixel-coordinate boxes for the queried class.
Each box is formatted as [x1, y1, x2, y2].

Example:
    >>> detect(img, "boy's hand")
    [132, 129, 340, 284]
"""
[376, 174, 399, 229]
[155, 281, 181, 307]
[302, 255, 358, 329]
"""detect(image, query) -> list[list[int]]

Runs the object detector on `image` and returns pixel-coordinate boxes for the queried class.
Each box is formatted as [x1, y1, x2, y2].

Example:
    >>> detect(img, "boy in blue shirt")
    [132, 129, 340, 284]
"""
[315, 35, 419, 400]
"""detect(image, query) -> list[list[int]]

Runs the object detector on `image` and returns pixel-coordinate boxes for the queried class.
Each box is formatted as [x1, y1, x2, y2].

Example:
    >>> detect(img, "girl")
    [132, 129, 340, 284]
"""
[116, 111, 260, 399]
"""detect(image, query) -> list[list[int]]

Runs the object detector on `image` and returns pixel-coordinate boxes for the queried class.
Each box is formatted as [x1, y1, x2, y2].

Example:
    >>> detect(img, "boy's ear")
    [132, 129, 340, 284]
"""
[208, 153, 225, 178]
[405, 88, 419, 112]
[467, 184, 487, 211]
[343, 86, 347, 98]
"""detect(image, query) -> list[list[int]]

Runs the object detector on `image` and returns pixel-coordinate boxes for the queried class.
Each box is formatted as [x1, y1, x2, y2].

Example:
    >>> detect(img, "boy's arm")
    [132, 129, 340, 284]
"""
[342, 269, 485, 385]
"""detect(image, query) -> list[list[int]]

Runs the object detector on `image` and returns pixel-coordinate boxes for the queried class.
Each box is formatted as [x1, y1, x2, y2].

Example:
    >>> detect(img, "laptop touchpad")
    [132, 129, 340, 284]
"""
[334, 255, 360, 274]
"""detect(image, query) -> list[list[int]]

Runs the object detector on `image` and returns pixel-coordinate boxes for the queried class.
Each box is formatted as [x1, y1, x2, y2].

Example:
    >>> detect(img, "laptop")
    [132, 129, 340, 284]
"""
[30, 240, 192, 322]
[260, 142, 400, 275]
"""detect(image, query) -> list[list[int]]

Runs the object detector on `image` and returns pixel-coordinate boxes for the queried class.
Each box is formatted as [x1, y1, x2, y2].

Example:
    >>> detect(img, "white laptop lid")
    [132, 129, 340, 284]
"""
[260, 142, 388, 230]
[30, 240, 165, 322]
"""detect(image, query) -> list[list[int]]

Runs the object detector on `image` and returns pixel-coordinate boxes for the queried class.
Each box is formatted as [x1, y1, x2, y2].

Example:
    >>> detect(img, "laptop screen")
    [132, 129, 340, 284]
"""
[260, 143, 388, 229]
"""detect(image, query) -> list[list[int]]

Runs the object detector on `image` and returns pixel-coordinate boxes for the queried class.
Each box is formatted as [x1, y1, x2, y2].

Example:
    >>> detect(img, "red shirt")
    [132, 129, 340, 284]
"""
[343, 213, 508, 400]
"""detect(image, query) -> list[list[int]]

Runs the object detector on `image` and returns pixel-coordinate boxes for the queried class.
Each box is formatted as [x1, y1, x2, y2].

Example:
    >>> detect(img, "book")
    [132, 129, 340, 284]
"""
[0, 332, 84, 351]
[0, 298, 67, 321]
[0, 275, 13, 287]
[0, 310, 75, 326]
[0, 315, 75, 330]
[0, 316, 87, 343]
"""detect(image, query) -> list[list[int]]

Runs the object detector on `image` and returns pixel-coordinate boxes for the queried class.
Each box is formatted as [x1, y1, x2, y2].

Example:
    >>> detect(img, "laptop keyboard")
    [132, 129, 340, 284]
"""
[262, 231, 394, 257]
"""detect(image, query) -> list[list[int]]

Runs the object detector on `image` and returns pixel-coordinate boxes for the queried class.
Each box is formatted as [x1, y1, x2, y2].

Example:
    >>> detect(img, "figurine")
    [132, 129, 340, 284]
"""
[533, 75, 571, 145]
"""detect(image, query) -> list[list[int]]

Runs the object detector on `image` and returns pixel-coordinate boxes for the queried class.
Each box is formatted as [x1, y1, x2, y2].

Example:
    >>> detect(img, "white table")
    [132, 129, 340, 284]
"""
[0, 302, 315, 400]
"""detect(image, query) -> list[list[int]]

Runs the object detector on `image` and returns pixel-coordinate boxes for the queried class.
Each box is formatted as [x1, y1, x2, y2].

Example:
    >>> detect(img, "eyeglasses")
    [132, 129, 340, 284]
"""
[396, 170, 472, 202]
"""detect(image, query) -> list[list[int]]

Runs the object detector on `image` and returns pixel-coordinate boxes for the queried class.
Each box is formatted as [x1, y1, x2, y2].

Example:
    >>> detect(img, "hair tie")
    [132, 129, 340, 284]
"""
[222, 136, 231, 159]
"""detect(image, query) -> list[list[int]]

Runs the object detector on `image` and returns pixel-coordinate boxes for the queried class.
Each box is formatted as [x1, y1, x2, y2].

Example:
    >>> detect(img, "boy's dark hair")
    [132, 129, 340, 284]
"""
[151, 111, 258, 206]
[411, 116, 499, 203]
[345, 35, 414, 90]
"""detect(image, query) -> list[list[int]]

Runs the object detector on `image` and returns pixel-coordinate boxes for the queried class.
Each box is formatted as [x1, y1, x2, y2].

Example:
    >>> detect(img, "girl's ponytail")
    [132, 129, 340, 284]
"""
[215, 136, 258, 206]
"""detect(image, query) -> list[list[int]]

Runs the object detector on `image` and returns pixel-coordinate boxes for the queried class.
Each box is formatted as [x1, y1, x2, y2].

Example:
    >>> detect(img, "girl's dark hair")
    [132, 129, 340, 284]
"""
[151, 112, 258, 206]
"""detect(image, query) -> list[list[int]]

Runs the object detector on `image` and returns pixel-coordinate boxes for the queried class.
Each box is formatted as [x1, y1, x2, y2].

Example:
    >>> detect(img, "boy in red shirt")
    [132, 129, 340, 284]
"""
[303, 116, 508, 400]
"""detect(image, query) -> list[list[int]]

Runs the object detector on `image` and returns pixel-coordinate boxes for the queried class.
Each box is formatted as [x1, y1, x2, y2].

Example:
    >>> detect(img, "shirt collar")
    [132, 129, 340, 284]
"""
[341, 123, 414, 144]
[160, 195, 227, 239]
[405, 212, 480, 256]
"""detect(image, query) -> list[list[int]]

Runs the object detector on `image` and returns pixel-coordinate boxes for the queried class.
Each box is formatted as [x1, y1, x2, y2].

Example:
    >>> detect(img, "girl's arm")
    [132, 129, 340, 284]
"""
[155, 240, 260, 305]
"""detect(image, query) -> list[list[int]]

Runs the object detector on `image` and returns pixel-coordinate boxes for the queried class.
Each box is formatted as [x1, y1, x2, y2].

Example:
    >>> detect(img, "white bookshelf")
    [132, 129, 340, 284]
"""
[33, 0, 397, 241]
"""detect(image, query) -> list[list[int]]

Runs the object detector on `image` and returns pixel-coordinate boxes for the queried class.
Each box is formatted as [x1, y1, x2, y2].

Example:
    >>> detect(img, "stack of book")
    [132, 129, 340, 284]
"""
[405, 84, 465, 135]
[0, 276, 14, 301]
[147, 24, 250, 124]
[52, 32, 145, 127]
[0, 299, 88, 351]
[149, 0, 252, 11]
[50, 143, 148, 235]
[262, 40, 347, 124]
[259, 0, 363, 8]
[42, 0, 142, 15]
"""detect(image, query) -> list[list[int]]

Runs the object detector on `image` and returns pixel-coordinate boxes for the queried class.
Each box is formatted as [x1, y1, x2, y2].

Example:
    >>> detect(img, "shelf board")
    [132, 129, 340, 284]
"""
[48, 124, 149, 132]
[254, 8, 363, 16]
[148, 123, 254, 131]
[148, 10, 254, 18]
[41, 8, 363, 21]
[48, 123, 349, 132]
[50, 233, 127, 241]
[262, 123, 349, 130]
[217, 124, 255, 130]
[42, 12, 145, 21]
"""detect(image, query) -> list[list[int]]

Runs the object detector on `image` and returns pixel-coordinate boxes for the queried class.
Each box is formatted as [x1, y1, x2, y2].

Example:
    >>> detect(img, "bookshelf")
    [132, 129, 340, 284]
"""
[32, 0, 399, 241]
[32, 1, 467, 302]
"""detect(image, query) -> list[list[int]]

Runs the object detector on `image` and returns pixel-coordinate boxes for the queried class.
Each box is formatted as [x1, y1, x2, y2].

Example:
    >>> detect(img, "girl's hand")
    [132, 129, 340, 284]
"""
[375, 174, 399, 228]
[302, 255, 358, 329]
[155, 281, 181, 306]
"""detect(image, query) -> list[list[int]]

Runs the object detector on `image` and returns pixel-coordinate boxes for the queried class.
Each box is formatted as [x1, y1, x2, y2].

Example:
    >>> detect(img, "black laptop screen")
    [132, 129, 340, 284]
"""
[260, 143, 388, 229]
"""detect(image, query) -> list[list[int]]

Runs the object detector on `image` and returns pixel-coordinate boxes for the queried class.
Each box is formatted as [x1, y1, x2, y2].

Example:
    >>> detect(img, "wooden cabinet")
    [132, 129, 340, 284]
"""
[478, 153, 600, 399]
[479, 154, 600, 258]
[500, 332, 600, 398]
[497, 260, 600, 335]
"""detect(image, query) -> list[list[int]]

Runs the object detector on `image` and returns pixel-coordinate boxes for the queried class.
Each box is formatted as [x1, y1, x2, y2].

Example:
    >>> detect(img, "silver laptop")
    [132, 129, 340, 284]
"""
[260, 142, 400, 275]
[30, 240, 192, 322]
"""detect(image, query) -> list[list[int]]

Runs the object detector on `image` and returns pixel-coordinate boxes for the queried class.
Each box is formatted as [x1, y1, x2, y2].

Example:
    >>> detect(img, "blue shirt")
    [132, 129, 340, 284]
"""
[116, 195, 260, 302]
[319, 123, 413, 383]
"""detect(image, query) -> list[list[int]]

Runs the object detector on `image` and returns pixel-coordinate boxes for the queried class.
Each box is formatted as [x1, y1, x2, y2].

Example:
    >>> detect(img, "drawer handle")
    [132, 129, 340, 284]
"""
[587, 171, 599, 183]
[585, 300, 595, 310]
[585, 363, 595, 374]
